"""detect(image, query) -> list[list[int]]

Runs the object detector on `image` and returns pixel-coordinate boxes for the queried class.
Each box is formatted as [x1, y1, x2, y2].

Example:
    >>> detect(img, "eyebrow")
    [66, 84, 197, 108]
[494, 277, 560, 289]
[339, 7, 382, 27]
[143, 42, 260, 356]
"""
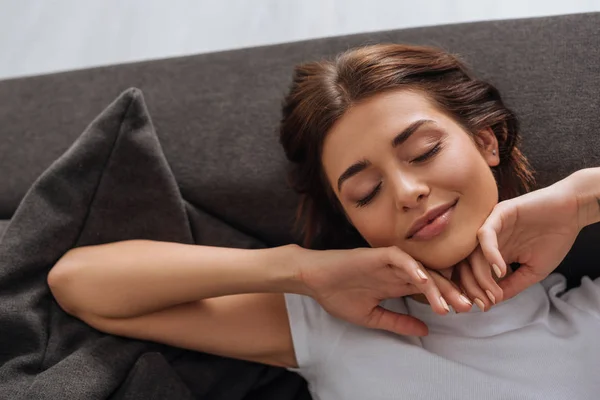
[336, 119, 435, 192]
[391, 119, 435, 148]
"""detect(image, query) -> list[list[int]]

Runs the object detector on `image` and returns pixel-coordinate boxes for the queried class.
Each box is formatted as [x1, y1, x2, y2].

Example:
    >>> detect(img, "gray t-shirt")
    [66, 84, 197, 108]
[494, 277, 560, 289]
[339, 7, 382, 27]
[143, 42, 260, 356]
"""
[285, 274, 600, 400]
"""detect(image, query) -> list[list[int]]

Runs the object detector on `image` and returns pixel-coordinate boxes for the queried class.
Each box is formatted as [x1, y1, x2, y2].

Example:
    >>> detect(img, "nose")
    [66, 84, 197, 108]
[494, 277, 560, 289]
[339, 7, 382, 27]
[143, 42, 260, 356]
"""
[391, 173, 430, 211]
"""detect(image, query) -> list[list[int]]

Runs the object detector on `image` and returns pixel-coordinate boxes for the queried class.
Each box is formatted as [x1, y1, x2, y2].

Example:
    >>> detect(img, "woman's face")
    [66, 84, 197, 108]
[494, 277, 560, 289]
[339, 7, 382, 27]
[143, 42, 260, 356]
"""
[321, 90, 500, 269]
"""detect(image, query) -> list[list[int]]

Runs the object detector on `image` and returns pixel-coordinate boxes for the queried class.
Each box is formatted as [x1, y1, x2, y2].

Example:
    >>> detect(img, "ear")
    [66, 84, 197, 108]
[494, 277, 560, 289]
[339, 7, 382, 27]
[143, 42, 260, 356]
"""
[474, 127, 500, 167]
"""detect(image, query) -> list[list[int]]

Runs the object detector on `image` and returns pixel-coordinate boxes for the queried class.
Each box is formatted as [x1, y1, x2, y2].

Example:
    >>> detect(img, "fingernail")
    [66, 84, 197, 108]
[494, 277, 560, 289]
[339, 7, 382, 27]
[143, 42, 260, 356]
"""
[459, 294, 472, 306]
[492, 264, 502, 278]
[417, 268, 428, 281]
[486, 290, 496, 304]
[474, 298, 486, 312]
[440, 296, 450, 312]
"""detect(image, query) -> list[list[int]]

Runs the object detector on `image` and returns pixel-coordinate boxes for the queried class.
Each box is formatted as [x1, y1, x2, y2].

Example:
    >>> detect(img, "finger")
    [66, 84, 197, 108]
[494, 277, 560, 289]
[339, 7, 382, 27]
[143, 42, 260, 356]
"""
[498, 264, 545, 300]
[385, 249, 449, 314]
[411, 264, 455, 315]
[455, 261, 492, 312]
[386, 283, 421, 298]
[470, 247, 504, 305]
[429, 271, 473, 313]
[367, 306, 429, 336]
[478, 223, 507, 278]
[385, 247, 429, 285]
[399, 283, 421, 297]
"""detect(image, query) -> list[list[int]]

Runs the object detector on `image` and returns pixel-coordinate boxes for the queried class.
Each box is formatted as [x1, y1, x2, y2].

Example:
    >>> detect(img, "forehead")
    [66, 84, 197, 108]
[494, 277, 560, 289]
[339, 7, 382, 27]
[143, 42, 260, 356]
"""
[337, 89, 436, 127]
[321, 90, 443, 171]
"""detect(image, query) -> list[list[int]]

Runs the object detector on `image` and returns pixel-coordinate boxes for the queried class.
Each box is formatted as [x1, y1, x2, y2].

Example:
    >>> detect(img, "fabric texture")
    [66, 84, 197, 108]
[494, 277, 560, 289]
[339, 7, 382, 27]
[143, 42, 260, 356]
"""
[0, 219, 8, 237]
[0, 89, 308, 400]
[286, 274, 600, 400]
[0, 14, 599, 286]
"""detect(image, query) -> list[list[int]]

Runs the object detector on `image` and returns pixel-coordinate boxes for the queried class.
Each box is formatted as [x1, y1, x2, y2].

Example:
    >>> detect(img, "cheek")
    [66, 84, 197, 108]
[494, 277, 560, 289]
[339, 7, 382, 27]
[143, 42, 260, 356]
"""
[461, 152, 498, 212]
[434, 146, 478, 184]
[349, 211, 396, 248]
[438, 144, 498, 225]
[345, 194, 399, 247]
[438, 142, 497, 198]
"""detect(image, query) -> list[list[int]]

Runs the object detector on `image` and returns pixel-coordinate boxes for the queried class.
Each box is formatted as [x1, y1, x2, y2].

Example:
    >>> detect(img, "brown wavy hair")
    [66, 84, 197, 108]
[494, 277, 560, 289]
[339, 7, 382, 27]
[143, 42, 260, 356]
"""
[279, 44, 535, 249]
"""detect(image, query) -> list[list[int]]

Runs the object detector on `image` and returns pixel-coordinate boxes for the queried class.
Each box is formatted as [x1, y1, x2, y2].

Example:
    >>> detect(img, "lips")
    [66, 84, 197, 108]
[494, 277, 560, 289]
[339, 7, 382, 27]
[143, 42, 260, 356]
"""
[406, 199, 458, 240]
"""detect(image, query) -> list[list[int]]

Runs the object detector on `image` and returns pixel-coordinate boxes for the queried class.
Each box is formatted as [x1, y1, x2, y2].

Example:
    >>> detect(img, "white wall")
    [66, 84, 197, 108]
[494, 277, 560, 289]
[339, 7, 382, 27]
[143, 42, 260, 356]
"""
[1, 0, 599, 80]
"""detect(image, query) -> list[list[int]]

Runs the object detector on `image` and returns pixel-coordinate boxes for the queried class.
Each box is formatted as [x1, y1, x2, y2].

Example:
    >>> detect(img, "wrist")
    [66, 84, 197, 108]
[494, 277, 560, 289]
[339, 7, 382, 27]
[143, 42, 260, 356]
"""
[567, 168, 600, 228]
[257, 244, 314, 296]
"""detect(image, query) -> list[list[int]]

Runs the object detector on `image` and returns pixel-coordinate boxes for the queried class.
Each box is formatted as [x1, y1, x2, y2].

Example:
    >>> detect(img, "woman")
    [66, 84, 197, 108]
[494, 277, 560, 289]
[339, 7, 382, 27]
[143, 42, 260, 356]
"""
[48, 44, 600, 399]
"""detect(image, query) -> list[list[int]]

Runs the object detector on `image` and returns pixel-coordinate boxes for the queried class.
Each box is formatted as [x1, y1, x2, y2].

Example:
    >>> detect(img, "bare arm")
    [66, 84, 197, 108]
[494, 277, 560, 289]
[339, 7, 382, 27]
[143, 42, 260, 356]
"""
[48, 238, 472, 366]
[572, 167, 600, 228]
[48, 241, 307, 367]
[48, 240, 306, 318]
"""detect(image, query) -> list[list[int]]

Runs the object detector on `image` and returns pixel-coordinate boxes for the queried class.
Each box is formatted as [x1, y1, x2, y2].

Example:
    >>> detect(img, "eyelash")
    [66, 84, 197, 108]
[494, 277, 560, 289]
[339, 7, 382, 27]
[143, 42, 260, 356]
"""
[356, 182, 382, 208]
[411, 142, 443, 163]
[354, 143, 444, 208]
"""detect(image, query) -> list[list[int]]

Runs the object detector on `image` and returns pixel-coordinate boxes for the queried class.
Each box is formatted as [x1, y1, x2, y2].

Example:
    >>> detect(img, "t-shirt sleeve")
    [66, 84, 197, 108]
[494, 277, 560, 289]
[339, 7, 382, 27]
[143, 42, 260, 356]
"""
[284, 293, 348, 375]
[555, 274, 600, 319]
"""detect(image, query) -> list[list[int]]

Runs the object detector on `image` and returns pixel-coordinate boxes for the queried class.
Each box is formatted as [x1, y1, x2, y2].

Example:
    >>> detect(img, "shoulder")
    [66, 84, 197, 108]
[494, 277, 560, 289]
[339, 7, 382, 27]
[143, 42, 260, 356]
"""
[284, 293, 349, 372]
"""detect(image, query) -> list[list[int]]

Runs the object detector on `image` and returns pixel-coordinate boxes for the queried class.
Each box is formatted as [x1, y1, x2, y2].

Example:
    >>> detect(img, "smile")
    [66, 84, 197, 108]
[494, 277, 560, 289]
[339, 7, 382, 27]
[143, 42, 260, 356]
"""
[407, 199, 458, 241]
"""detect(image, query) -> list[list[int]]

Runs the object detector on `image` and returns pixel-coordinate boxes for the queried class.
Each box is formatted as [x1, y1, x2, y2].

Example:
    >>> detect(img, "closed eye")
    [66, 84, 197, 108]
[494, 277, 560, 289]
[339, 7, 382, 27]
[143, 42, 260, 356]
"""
[355, 182, 382, 208]
[411, 143, 443, 163]
[356, 182, 381, 207]
[354, 143, 443, 208]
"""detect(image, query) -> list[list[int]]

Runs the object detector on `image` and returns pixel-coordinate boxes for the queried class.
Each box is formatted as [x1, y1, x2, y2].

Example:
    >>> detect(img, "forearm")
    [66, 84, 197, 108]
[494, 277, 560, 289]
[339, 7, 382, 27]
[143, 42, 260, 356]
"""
[48, 240, 307, 318]
[568, 167, 600, 228]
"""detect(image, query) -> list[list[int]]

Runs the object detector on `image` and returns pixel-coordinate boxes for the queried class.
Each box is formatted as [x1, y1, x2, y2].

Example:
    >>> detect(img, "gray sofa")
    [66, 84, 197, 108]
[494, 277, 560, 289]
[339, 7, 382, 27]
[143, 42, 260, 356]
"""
[1, 11, 599, 400]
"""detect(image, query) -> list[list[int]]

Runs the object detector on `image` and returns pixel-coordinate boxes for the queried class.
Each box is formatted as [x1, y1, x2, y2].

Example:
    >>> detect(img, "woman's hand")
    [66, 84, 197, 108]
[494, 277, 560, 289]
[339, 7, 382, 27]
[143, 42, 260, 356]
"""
[452, 245, 503, 312]
[476, 175, 582, 300]
[298, 246, 474, 336]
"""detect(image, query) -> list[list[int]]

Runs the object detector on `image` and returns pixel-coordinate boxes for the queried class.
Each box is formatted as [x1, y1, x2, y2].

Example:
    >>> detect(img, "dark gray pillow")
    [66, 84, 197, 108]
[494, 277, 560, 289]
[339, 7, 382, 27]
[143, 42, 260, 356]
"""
[0, 88, 307, 400]
[0, 219, 8, 238]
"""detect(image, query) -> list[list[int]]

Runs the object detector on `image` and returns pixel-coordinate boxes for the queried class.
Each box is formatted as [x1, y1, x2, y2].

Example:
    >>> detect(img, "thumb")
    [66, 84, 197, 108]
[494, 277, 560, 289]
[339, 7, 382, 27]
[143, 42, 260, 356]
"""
[367, 306, 429, 336]
[498, 264, 544, 300]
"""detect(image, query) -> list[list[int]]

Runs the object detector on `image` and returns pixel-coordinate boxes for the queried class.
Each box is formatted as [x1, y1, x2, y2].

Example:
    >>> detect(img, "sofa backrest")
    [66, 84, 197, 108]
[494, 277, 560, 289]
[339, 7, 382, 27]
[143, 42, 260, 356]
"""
[1, 13, 599, 254]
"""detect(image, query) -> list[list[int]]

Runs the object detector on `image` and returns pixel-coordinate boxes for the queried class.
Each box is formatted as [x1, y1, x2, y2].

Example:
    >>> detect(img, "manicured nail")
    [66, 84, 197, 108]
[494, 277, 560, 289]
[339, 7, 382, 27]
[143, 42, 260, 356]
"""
[459, 294, 472, 306]
[440, 296, 450, 312]
[416, 268, 428, 281]
[492, 264, 502, 278]
[474, 298, 486, 312]
[486, 290, 496, 304]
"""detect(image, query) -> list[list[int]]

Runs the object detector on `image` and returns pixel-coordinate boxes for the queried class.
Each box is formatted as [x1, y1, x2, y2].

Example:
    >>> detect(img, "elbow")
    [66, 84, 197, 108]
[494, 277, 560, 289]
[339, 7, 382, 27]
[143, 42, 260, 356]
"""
[47, 249, 86, 316]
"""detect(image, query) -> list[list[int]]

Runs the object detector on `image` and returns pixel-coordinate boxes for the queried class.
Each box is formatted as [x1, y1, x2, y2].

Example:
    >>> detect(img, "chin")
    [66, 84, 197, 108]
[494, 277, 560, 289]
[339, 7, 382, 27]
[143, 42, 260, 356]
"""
[410, 234, 479, 270]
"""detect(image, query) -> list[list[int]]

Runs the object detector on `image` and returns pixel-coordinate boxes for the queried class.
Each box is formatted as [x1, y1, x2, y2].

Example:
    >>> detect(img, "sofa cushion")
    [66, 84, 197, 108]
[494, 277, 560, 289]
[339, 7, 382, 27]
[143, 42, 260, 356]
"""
[0, 88, 306, 399]
[0, 220, 8, 237]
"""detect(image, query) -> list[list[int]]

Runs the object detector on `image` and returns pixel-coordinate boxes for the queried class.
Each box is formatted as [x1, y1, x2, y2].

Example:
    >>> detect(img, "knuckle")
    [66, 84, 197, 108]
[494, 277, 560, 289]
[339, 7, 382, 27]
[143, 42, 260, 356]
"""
[493, 202, 506, 212]
[366, 311, 381, 329]
[377, 248, 393, 267]
[383, 246, 400, 264]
